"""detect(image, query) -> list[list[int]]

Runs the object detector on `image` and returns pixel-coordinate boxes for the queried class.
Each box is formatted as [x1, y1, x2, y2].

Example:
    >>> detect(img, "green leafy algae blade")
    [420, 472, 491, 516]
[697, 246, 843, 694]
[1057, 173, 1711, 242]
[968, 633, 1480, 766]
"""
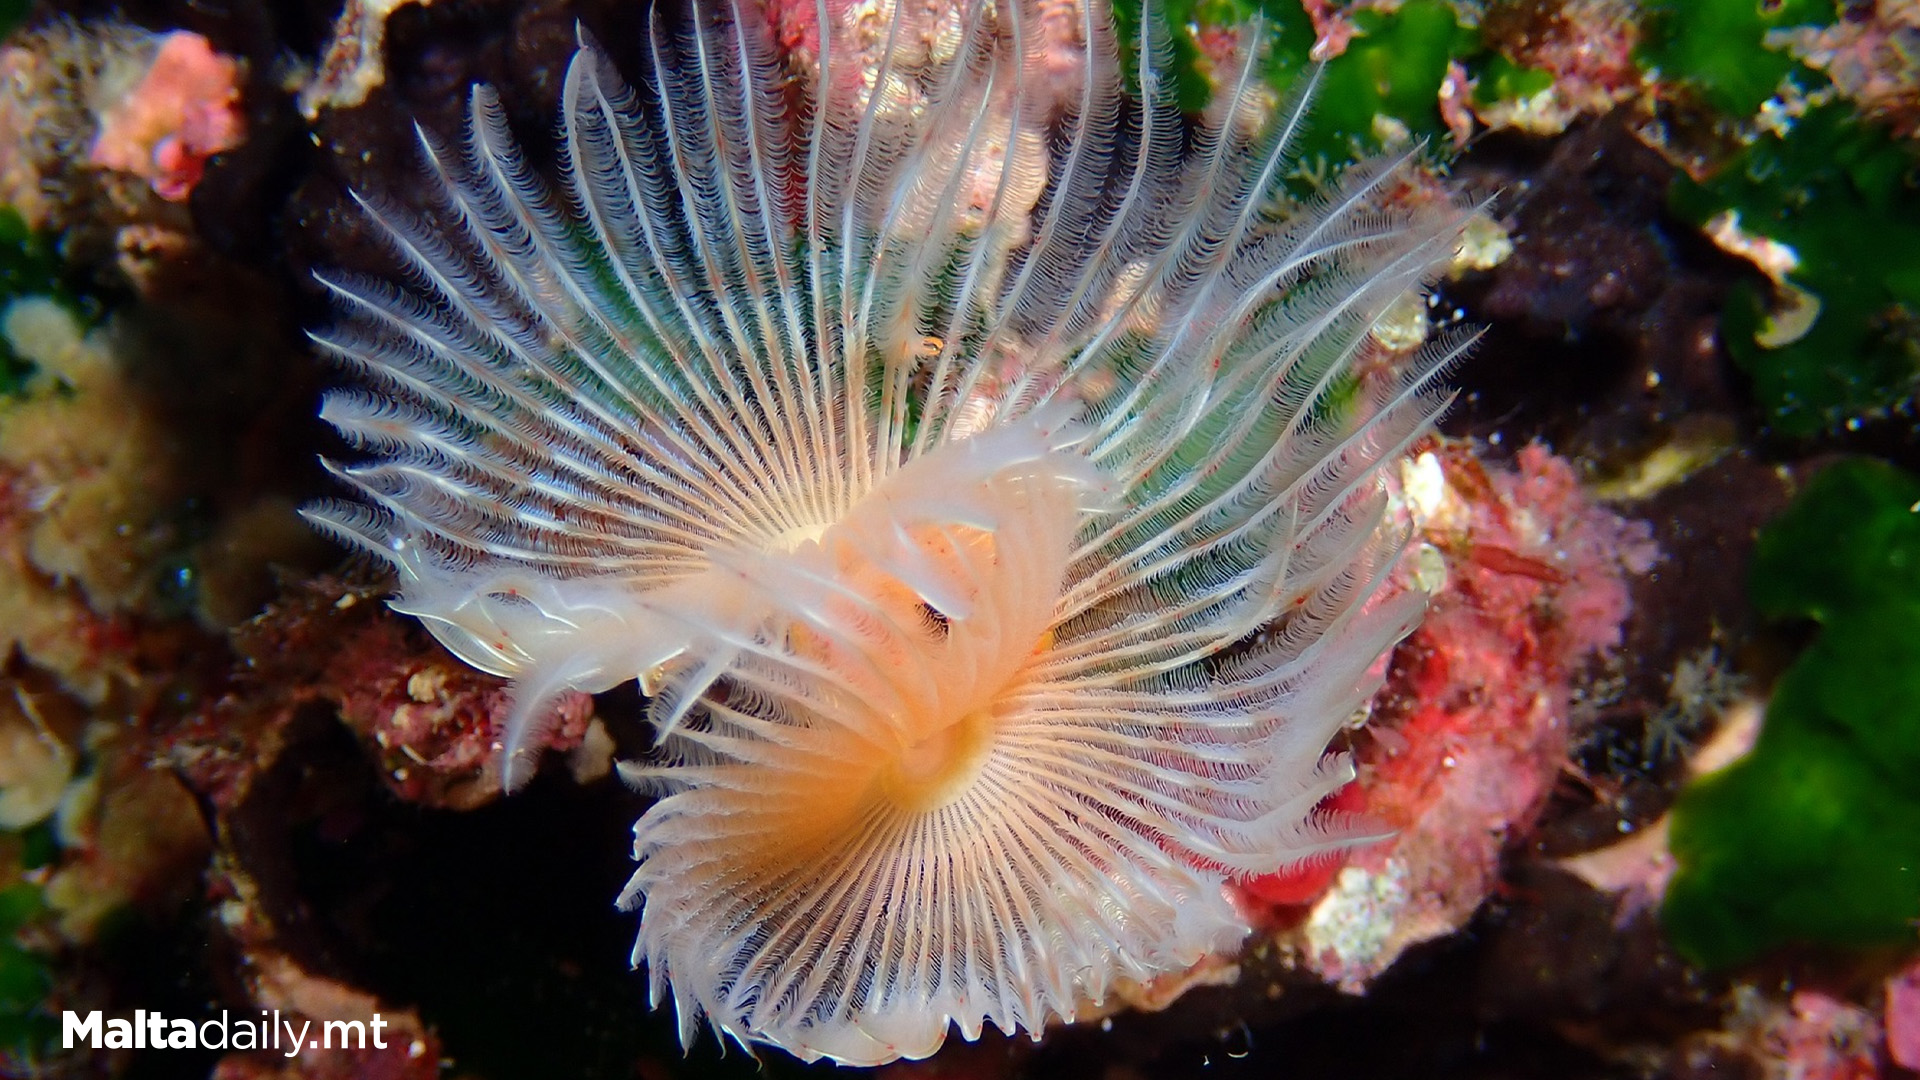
[1664, 459, 1920, 968]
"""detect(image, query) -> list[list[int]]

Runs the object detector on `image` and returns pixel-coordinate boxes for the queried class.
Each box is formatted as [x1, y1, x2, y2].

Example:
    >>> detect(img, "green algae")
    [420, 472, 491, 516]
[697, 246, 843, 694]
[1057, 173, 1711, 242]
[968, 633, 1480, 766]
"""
[0, 211, 59, 310]
[1644, 0, 1920, 438]
[0, 208, 115, 398]
[1670, 104, 1920, 438]
[1638, 0, 1835, 117]
[1663, 459, 1920, 968]
[0, 209, 80, 397]
[1471, 53, 1552, 107]
[0, 865, 53, 1062]
[1107, 0, 1495, 171]
[1301, 1, 1473, 159]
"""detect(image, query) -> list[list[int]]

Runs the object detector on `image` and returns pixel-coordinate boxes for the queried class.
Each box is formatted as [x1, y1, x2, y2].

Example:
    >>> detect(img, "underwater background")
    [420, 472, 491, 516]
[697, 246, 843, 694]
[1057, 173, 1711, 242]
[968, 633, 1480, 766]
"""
[1, 0, 1918, 1076]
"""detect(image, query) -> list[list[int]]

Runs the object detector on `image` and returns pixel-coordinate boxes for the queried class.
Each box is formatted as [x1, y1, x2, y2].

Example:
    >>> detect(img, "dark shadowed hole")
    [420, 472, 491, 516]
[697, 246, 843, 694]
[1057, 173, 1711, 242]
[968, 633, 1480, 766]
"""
[263, 713, 841, 1079]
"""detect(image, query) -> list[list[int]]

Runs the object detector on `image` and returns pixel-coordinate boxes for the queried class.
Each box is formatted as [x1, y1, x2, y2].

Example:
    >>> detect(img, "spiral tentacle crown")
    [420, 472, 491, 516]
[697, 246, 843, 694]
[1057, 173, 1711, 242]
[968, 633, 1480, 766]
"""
[306, 0, 1472, 1065]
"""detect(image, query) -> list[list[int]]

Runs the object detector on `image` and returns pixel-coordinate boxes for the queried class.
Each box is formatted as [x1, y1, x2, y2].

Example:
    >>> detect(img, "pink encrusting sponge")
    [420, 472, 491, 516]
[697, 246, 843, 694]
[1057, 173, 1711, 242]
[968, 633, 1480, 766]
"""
[304, 0, 1471, 1065]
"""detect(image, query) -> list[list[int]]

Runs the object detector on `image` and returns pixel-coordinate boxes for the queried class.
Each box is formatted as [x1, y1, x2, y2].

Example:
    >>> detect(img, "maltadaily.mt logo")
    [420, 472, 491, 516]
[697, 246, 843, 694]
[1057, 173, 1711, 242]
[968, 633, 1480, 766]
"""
[63, 1010, 390, 1057]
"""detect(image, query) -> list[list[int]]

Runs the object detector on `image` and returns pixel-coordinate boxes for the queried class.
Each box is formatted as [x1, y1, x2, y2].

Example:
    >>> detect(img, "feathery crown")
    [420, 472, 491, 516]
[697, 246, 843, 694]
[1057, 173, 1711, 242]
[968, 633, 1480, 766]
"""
[306, 0, 1471, 1064]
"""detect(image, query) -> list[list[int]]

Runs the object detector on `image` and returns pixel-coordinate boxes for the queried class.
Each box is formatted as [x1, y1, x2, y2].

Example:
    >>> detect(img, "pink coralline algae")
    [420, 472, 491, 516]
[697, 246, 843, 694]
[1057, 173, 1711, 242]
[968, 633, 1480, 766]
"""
[1888, 959, 1920, 1072]
[175, 577, 595, 812]
[1242, 440, 1658, 991]
[1733, 990, 1884, 1080]
[331, 622, 598, 807]
[1298, 0, 1359, 61]
[1771, 1, 1920, 138]
[310, 594, 598, 807]
[1479, 0, 1642, 132]
[88, 31, 245, 201]
[312, 586, 602, 791]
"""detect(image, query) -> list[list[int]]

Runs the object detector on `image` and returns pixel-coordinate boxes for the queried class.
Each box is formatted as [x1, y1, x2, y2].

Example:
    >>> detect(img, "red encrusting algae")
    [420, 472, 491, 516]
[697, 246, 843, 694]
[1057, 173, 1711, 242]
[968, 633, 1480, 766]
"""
[1239, 439, 1657, 992]
[172, 576, 596, 813]
[88, 31, 245, 202]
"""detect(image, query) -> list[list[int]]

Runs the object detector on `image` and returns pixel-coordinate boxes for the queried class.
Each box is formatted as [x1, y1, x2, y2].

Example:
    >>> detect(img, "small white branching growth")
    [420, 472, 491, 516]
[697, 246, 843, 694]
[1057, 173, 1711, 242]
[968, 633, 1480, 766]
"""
[305, 0, 1472, 1066]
